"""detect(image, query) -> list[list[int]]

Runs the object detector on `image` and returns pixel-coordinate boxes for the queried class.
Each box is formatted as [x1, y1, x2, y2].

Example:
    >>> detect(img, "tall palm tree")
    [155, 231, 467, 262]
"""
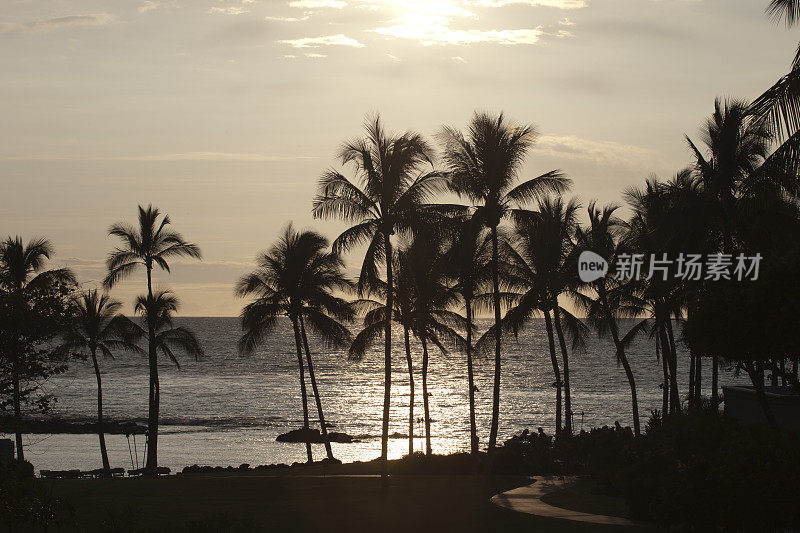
[685, 100, 779, 402]
[440, 112, 570, 454]
[482, 197, 586, 438]
[104, 205, 201, 469]
[61, 291, 142, 470]
[312, 114, 446, 482]
[574, 203, 646, 435]
[441, 215, 490, 457]
[237, 224, 353, 463]
[0, 237, 75, 460]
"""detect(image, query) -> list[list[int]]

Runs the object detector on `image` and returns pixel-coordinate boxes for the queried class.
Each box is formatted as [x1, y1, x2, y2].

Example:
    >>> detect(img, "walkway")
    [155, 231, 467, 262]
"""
[491, 476, 647, 528]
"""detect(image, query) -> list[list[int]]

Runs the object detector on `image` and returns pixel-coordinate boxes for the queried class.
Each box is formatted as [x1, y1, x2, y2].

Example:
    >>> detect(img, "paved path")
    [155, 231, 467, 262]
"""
[491, 476, 646, 528]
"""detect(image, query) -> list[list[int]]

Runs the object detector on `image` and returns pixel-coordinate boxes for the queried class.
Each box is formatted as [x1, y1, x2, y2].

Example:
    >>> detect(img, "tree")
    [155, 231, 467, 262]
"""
[0, 237, 75, 460]
[440, 215, 491, 457]
[574, 203, 645, 435]
[396, 238, 465, 455]
[104, 205, 201, 469]
[60, 291, 142, 470]
[480, 198, 587, 438]
[237, 224, 353, 463]
[312, 114, 445, 482]
[349, 252, 418, 456]
[440, 111, 569, 456]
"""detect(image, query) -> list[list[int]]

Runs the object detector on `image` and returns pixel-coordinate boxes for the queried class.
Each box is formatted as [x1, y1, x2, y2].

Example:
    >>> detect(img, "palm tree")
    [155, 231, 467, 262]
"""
[686, 100, 778, 402]
[349, 253, 418, 456]
[131, 290, 203, 462]
[441, 215, 491, 457]
[104, 205, 201, 469]
[482, 197, 586, 438]
[397, 238, 466, 455]
[440, 112, 570, 454]
[0, 237, 75, 460]
[237, 224, 353, 463]
[61, 291, 142, 470]
[312, 114, 446, 482]
[574, 203, 646, 435]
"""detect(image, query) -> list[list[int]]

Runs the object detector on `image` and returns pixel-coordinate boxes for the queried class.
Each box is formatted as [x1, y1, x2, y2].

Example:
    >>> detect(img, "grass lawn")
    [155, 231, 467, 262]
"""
[38, 474, 638, 532]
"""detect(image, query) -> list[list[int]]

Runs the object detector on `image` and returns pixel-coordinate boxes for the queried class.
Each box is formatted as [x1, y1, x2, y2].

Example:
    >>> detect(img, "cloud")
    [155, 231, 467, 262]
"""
[472, 0, 587, 7]
[537, 135, 665, 168]
[0, 152, 317, 162]
[288, 0, 348, 8]
[305, 52, 328, 58]
[278, 33, 365, 48]
[207, 6, 249, 14]
[138, 1, 161, 13]
[371, 17, 546, 45]
[265, 14, 311, 22]
[0, 14, 114, 34]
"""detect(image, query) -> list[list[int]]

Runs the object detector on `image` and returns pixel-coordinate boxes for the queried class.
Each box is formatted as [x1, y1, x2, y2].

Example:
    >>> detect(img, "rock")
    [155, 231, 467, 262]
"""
[276, 428, 356, 443]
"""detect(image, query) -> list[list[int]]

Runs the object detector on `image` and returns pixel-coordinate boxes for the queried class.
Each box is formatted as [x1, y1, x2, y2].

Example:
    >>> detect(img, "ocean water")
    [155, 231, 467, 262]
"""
[5, 317, 745, 473]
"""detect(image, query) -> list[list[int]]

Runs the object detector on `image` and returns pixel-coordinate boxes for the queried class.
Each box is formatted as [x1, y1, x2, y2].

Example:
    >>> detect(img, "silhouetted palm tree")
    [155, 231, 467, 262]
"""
[574, 203, 645, 435]
[61, 291, 142, 470]
[349, 253, 418, 456]
[0, 236, 75, 460]
[237, 224, 352, 463]
[397, 238, 466, 455]
[482, 198, 586, 438]
[104, 205, 201, 469]
[312, 114, 446, 481]
[440, 112, 570, 454]
[441, 215, 490, 457]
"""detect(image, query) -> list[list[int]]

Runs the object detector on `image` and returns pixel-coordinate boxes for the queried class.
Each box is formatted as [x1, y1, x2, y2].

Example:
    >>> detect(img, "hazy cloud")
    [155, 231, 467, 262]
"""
[0, 13, 114, 34]
[278, 34, 365, 48]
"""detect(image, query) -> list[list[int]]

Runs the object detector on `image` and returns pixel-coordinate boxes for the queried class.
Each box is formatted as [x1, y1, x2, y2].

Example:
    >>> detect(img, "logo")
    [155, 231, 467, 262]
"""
[578, 250, 608, 282]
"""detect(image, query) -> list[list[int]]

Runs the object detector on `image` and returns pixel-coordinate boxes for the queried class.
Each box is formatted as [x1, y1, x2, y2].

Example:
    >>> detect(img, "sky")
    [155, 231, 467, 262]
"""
[0, 0, 797, 315]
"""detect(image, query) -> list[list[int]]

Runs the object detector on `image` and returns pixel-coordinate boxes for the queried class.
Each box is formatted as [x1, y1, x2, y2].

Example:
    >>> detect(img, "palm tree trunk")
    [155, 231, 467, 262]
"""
[420, 334, 432, 456]
[291, 315, 313, 463]
[487, 225, 502, 453]
[403, 326, 414, 456]
[381, 232, 393, 486]
[665, 318, 680, 414]
[543, 310, 562, 438]
[658, 323, 676, 415]
[695, 353, 702, 402]
[552, 304, 572, 435]
[91, 347, 111, 471]
[12, 367, 24, 461]
[299, 316, 334, 461]
[145, 265, 159, 471]
[465, 296, 478, 457]
[659, 337, 669, 417]
[602, 309, 640, 436]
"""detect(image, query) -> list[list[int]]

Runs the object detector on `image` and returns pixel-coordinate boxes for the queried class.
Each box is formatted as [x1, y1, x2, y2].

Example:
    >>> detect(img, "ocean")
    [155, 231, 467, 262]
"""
[3, 317, 745, 473]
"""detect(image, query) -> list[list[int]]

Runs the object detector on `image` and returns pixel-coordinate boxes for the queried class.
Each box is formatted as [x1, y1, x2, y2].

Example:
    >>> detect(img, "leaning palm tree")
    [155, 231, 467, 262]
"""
[237, 224, 353, 463]
[440, 112, 570, 454]
[104, 205, 201, 469]
[0, 237, 75, 460]
[312, 114, 446, 482]
[61, 291, 142, 470]
[573, 203, 646, 435]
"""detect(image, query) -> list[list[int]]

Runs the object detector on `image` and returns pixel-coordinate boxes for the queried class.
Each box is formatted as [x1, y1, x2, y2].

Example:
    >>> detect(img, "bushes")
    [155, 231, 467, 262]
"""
[611, 411, 800, 530]
[0, 459, 74, 529]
